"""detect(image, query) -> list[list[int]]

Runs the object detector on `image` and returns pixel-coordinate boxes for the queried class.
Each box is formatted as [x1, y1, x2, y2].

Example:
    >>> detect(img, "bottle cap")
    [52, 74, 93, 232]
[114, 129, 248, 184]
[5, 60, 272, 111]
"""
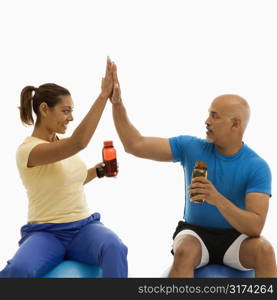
[104, 141, 113, 147]
[195, 161, 207, 169]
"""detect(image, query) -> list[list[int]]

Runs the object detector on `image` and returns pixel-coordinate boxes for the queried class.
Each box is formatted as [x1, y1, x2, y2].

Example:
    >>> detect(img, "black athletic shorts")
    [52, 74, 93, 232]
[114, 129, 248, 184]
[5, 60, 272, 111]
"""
[172, 221, 241, 265]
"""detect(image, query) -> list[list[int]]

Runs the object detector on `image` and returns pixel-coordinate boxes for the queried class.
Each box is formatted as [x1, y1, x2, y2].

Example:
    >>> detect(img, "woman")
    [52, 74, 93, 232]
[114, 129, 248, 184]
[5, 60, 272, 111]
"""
[0, 58, 128, 278]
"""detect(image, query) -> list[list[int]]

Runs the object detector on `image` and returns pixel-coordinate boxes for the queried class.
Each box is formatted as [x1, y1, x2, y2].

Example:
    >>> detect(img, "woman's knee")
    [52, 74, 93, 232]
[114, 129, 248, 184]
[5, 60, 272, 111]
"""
[103, 235, 128, 256]
[0, 260, 38, 278]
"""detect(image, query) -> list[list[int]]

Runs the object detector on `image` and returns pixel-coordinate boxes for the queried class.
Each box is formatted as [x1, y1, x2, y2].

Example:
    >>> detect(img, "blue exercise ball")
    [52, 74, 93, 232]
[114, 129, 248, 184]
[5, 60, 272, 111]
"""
[43, 260, 103, 278]
[195, 264, 255, 278]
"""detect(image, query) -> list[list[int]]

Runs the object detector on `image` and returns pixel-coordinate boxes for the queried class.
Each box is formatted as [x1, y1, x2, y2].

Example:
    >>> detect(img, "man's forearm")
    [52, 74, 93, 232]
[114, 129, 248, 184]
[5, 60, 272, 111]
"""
[216, 196, 263, 236]
[112, 102, 142, 153]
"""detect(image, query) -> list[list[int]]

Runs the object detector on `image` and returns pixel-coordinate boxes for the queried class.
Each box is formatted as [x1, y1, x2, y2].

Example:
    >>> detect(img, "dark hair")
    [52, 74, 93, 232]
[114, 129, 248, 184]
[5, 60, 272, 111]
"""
[19, 83, 70, 125]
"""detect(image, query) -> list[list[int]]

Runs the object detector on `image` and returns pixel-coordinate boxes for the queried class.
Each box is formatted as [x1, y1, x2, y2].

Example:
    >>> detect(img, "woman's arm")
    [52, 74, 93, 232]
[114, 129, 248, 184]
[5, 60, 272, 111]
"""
[28, 58, 114, 167]
[83, 162, 105, 185]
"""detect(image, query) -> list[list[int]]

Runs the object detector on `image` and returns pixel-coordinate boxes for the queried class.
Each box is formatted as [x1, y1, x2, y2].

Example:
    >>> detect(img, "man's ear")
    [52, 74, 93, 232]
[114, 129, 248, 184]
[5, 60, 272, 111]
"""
[231, 117, 241, 130]
[39, 102, 49, 117]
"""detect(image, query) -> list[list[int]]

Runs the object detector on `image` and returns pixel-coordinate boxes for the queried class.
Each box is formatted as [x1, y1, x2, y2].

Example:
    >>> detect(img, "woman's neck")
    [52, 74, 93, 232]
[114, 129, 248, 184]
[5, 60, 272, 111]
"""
[32, 125, 57, 142]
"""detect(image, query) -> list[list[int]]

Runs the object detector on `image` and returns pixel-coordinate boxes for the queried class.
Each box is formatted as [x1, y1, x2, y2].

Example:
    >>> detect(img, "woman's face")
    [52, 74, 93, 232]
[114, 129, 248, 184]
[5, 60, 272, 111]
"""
[45, 95, 74, 134]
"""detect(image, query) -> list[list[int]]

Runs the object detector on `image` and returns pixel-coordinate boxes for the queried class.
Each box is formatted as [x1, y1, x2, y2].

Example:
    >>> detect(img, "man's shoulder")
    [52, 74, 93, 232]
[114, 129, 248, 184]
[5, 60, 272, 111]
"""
[243, 144, 271, 171]
[170, 135, 210, 146]
[169, 135, 214, 158]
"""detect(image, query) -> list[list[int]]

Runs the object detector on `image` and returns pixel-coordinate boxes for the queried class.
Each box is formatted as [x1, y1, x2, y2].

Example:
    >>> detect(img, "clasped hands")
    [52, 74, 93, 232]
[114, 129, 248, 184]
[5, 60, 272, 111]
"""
[101, 56, 122, 105]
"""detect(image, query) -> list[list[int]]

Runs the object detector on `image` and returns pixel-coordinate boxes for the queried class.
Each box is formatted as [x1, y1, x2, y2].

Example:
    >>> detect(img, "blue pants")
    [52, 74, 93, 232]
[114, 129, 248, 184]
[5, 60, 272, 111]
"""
[0, 213, 128, 278]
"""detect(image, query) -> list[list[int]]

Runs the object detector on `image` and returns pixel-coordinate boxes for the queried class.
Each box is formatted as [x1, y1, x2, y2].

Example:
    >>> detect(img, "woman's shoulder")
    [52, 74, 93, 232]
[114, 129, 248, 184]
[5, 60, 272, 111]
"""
[16, 136, 48, 162]
[17, 136, 45, 150]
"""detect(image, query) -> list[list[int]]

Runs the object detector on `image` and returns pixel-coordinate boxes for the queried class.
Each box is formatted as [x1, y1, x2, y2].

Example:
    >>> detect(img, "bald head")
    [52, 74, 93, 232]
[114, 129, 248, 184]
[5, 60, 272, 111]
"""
[211, 94, 250, 133]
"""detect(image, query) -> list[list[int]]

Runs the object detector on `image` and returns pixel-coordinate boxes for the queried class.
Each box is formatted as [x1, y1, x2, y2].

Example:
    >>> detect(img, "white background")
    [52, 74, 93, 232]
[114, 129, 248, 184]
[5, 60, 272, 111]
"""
[0, 0, 276, 277]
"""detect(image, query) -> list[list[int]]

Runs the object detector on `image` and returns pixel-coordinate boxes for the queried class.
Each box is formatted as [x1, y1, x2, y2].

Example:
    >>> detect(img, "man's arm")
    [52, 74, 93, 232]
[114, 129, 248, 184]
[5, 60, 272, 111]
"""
[189, 177, 269, 236]
[216, 192, 269, 236]
[112, 102, 172, 161]
[111, 64, 173, 162]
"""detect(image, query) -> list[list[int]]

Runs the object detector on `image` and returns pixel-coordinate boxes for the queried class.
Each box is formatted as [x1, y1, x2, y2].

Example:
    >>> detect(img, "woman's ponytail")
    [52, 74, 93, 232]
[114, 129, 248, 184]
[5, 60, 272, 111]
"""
[19, 86, 36, 125]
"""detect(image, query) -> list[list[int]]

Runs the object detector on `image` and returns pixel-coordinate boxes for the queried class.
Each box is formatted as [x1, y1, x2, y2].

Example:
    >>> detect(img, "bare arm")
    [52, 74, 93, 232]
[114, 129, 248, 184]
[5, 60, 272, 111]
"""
[189, 177, 269, 236]
[28, 58, 114, 167]
[83, 162, 105, 185]
[111, 65, 173, 162]
[216, 192, 269, 236]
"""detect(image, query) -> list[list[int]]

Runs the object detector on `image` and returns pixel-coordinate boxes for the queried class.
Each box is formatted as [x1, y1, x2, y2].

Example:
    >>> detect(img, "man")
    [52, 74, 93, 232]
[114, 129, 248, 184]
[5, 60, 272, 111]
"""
[109, 64, 277, 278]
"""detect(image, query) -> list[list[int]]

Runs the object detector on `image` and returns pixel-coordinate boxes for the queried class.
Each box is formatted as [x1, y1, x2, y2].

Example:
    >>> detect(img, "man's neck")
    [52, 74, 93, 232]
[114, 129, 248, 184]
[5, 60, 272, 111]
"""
[215, 141, 244, 156]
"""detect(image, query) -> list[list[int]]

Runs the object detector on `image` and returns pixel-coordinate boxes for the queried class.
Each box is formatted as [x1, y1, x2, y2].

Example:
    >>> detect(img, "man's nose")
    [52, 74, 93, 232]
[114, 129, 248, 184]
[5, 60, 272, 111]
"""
[205, 117, 211, 126]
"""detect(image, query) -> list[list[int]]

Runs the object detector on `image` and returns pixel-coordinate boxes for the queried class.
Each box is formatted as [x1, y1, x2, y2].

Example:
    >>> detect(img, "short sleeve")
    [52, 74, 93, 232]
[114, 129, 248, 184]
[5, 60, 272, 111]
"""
[16, 139, 46, 169]
[246, 159, 272, 197]
[169, 135, 196, 163]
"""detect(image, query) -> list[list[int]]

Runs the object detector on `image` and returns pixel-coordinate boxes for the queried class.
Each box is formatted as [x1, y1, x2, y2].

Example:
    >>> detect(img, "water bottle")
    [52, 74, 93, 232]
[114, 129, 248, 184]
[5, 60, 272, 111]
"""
[190, 161, 207, 203]
[102, 141, 118, 177]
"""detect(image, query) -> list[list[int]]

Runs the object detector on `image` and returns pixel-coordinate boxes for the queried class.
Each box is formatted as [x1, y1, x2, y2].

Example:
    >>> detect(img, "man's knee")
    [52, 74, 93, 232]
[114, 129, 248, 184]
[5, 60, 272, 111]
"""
[173, 235, 201, 266]
[243, 237, 276, 265]
[254, 237, 276, 263]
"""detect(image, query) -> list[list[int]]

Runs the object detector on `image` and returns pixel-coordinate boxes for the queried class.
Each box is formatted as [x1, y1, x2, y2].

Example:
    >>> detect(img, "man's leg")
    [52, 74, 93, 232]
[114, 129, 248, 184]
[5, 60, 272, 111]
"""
[168, 234, 203, 278]
[66, 219, 128, 278]
[239, 236, 277, 277]
[0, 232, 65, 277]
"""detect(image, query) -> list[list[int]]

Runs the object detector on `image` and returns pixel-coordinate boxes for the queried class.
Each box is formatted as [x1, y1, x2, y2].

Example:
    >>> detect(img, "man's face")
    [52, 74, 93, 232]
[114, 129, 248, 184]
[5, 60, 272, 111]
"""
[205, 99, 234, 145]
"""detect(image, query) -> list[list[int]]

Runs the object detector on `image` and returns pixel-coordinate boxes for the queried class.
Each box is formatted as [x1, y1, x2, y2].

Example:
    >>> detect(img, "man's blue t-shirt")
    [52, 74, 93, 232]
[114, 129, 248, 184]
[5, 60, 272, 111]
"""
[169, 135, 272, 229]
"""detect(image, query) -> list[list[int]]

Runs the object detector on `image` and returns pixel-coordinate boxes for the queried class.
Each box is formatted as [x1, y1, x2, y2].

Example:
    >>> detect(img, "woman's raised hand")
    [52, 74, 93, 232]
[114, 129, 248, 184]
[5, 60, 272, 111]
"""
[101, 56, 114, 99]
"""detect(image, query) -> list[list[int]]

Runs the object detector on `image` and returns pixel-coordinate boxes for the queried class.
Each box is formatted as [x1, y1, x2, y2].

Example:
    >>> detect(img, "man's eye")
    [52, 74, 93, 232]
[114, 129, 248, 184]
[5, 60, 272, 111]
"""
[211, 113, 217, 119]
